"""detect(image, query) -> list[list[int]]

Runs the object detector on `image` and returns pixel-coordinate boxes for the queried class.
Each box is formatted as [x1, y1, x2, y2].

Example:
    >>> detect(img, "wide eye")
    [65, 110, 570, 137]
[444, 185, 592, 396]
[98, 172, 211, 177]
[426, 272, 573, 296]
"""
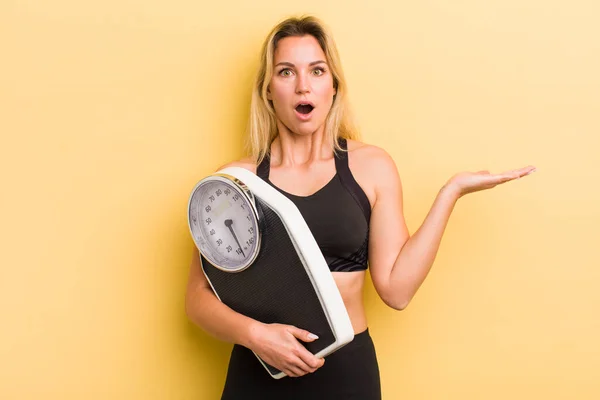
[279, 69, 293, 77]
[313, 67, 325, 76]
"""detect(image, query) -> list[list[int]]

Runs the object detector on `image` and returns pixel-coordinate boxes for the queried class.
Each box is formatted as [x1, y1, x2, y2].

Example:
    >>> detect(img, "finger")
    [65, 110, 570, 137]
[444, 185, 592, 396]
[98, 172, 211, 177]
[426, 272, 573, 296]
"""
[476, 172, 509, 184]
[286, 364, 306, 377]
[287, 349, 318, 374]
[507, 169, 536, 181]
[499, 174, 520, 184]
[495, 167, 529, 181]
[523, 166, 537, 176]
[280, 360, 301, 377]
[288, 326, 319, 343]
[499, 166, 536, 179]
[296, 347, 322, 370]
[514, 166, 536, 177]
[284, 369, 298, 378]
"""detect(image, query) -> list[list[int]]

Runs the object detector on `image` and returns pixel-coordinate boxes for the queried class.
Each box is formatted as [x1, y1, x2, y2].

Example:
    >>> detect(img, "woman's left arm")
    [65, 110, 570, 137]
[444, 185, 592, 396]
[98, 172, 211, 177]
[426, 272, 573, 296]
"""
[366, 148, 536, 310]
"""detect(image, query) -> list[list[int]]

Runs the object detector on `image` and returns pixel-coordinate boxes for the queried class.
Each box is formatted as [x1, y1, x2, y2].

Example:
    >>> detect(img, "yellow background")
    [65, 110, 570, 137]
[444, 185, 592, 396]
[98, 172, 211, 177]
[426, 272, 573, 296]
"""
[1, 0, 599, 398]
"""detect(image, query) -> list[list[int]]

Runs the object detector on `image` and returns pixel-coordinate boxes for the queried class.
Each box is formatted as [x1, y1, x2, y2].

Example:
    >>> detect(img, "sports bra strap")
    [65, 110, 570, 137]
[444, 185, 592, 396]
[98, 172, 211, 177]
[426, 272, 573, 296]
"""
[334, 137, 372, 222]
[333, 137, 348, 170]
[256, 152, 270, 180]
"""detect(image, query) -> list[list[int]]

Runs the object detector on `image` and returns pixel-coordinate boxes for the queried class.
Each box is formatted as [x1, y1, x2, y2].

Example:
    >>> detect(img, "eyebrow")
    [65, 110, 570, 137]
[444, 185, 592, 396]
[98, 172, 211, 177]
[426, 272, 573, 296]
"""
[275, 60, 327, 68]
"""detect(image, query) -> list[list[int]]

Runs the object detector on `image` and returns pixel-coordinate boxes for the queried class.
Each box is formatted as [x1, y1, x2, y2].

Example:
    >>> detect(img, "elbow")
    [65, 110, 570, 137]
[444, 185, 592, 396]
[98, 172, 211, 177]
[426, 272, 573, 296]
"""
[184, 293, 194, 320]
[185, 289, 202, 322]
[382, 293, 411, 311]
[185, 286, 215, 325]
[390, 300, 410, 311]
[377, 276, 414, 311]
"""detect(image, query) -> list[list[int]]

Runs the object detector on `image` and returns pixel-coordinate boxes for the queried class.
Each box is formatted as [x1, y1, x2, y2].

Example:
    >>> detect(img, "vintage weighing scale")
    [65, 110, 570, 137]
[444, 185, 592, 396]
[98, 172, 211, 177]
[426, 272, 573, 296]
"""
[187, 166, 354, 379]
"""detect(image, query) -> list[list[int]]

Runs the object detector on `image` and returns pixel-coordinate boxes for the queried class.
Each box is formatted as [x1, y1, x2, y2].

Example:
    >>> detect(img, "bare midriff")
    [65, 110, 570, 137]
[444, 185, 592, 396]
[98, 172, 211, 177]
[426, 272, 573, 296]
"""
[331, 270, 368, 335]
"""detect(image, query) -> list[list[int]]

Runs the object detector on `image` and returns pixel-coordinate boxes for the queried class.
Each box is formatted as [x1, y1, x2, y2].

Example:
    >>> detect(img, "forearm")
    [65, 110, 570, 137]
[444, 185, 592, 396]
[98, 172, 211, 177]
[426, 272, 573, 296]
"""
[185, 287, 261, 349]
[388, 184, 460, 309]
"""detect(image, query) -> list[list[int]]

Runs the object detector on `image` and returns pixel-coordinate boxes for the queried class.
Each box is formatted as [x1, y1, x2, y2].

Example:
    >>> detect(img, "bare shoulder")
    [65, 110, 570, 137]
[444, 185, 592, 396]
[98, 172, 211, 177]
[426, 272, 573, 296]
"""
[346, 139, 396, 167]
[346, 138, 399, 176]
[216, 156, 258, 174]
[345, 139, 401, 206]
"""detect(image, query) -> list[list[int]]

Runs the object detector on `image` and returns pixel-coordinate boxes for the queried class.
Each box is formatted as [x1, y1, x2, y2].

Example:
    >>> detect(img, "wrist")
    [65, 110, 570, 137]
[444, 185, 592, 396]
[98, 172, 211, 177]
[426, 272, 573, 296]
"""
[440, 182, 462, 202]
[242, 319, 265, 349]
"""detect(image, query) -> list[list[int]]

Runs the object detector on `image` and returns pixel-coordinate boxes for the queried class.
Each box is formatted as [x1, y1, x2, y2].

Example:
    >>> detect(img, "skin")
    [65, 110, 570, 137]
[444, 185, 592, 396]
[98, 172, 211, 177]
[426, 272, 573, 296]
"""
[185, 35, 537, 378]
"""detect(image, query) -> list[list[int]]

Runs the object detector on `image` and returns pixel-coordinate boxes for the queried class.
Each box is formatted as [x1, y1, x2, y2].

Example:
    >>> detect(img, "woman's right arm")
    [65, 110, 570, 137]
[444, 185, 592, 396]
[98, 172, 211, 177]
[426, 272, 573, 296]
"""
[185, 248, 261, 346]
[185, 248, 325, 377]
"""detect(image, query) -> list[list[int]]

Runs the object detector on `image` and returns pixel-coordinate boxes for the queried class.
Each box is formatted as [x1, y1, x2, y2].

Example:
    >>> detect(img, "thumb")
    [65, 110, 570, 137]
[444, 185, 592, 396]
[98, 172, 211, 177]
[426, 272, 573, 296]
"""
[288, 326, 319, 342]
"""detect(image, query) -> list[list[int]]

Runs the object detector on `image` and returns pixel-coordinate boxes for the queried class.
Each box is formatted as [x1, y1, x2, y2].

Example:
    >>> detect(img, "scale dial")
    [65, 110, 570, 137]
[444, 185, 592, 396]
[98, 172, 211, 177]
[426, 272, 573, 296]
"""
[188, 174, 260, 272]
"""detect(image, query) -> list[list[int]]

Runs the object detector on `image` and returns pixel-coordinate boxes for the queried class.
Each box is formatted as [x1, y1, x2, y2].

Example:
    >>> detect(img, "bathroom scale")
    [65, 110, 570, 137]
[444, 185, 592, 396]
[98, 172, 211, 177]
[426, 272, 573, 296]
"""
[187, 166, 354, 379]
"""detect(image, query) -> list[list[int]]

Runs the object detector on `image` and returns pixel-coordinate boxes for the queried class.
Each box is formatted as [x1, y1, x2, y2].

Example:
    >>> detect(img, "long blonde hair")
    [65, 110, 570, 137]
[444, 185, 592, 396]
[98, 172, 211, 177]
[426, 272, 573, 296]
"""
[246, 15, 360, 164]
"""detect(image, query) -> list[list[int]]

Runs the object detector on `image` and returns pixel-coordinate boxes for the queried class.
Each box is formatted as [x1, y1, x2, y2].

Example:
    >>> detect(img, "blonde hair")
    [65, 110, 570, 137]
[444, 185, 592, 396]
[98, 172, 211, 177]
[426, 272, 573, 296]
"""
[246, 15, 360, 164]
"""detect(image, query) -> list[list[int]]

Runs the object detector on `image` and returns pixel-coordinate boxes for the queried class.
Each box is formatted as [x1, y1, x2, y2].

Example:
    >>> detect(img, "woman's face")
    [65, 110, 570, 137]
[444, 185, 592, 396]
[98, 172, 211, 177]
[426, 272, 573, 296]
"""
[267, 35, 336, 137]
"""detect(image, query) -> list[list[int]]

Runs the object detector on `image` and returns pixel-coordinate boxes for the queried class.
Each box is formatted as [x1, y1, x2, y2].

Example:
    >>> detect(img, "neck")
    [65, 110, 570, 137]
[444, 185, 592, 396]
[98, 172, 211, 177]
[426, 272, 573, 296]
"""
[270, 123, 333, 168]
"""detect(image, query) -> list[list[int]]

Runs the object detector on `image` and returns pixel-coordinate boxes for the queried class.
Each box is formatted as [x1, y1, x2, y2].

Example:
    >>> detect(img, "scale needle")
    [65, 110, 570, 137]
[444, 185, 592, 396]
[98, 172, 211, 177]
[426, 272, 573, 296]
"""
[224, 219, 245, 257]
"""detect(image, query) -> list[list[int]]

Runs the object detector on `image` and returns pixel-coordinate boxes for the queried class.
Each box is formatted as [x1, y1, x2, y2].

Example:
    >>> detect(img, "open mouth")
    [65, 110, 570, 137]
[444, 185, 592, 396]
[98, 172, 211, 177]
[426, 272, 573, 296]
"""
[295, 104, 314, 115]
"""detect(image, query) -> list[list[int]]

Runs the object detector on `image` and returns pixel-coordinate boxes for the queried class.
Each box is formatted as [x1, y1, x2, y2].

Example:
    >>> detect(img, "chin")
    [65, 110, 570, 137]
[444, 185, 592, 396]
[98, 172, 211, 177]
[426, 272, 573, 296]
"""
[295, 125, 320, 136]
[278, 116, 325, 137]
[294, 118, 327, 135]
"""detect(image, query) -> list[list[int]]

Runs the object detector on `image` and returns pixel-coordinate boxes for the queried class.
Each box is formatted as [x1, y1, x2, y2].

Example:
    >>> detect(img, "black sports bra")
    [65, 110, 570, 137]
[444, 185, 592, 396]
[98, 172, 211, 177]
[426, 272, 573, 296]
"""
[257, 138, 371, 272]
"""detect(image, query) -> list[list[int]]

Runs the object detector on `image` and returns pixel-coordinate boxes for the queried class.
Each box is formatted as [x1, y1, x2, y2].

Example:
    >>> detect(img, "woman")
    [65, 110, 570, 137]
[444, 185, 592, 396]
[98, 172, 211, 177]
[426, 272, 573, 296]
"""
[185, 15, 536, 399]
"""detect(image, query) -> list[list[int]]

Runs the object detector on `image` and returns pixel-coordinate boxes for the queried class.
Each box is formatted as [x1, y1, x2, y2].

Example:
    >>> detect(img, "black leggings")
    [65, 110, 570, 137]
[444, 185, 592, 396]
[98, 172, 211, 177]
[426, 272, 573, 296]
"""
[221, 328, 381, 400]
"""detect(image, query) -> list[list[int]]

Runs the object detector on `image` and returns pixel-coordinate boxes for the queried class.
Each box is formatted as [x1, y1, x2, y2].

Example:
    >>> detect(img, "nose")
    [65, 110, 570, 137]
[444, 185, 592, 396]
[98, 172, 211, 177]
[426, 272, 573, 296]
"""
[295, 72, 311, 94]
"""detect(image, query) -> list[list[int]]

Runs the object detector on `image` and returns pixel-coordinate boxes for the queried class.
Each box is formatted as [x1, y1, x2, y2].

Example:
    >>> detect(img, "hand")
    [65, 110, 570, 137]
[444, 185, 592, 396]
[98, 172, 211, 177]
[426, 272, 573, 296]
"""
[445, 165, 537, 198]
[247, 323, 325, 377]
